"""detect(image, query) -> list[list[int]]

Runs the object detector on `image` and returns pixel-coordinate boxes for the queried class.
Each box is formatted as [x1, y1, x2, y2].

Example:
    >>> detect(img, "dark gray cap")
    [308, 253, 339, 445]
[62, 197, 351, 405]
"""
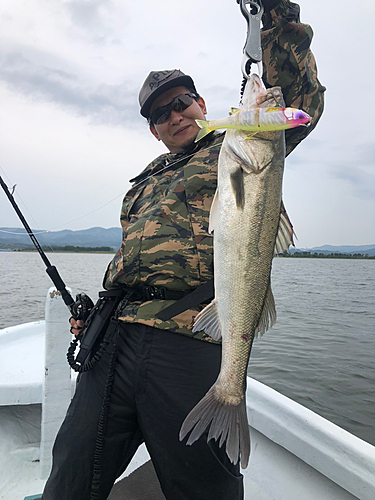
[139, 69, 197, 119]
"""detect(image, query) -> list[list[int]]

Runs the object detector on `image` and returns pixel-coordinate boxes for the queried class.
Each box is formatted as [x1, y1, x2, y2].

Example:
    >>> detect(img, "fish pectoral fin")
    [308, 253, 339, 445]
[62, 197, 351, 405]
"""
[195, 120, 212, 142]
[255, 284, 276, 338]
[226, 131, 256, 173]
[192, 299, 222, 340]
[179, 385, 250, 468]
[274, 200, 296, 255]
[230, 168, 245, 211]
[209, 188, 219, 233]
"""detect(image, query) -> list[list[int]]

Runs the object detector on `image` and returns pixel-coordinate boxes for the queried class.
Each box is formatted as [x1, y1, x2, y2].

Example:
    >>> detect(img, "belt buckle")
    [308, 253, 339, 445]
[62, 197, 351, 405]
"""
[114, 295, 130, 319]
[144, 286, 166, 300]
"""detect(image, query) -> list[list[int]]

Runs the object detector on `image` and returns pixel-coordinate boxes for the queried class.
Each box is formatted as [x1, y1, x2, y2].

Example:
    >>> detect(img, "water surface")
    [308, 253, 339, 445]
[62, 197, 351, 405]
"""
[1, 252, 374, 445]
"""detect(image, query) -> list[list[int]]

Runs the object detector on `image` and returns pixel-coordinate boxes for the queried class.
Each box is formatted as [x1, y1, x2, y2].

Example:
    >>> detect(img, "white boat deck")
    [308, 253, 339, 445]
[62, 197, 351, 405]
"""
[0, 321, 45, 405]
[0, 321, 77, 405]
[1, 291, 375, 500]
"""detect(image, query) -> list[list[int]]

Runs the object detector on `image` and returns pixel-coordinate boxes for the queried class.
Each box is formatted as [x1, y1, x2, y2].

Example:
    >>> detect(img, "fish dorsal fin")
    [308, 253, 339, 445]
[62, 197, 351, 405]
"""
[191, 299, 222, 340]
[274, 201, 296, 255]
[209, 188, 219, 234]
[266, 107, 282, 112]
[230, 107, 241, 115]
[255, 283, 276, 338]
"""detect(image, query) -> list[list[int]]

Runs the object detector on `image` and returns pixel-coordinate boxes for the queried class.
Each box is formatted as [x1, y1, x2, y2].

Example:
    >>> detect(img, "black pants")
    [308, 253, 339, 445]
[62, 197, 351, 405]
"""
[42, 320, 244, 500]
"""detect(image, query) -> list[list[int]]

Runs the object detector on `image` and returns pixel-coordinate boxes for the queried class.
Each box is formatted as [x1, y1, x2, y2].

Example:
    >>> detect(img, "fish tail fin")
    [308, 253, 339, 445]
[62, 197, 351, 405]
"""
[179, 385, 250, 468]
[195, 120, 212, 142]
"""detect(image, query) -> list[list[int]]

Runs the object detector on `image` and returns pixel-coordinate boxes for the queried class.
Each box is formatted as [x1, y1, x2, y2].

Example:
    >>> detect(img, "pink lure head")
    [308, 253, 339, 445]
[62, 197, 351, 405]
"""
[284, 108, 311, 127]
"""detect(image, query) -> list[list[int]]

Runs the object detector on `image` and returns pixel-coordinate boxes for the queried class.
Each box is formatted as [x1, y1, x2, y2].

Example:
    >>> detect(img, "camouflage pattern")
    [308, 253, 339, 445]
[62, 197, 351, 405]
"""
[103, 0, 325, 340]
[261, 0, 326, 156]
[104, 132, 224, 341]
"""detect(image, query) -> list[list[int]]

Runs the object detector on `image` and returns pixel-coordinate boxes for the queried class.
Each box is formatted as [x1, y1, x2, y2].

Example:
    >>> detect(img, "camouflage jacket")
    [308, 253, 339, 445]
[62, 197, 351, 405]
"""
[103, 0, 326, 341]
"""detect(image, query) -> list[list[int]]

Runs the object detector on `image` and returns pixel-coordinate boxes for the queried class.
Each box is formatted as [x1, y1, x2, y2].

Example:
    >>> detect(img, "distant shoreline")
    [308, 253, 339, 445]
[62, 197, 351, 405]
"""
[1, 248, 374, 259]
[279, 252, 375, 260]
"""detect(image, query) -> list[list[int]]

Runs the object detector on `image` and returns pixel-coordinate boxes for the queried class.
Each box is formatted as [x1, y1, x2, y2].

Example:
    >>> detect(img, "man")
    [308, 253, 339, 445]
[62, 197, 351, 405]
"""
[42, 1, 325, 499]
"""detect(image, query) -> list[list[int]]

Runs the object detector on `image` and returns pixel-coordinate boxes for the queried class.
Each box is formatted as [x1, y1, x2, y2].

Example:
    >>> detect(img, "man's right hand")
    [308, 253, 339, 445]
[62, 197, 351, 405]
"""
[261, 0, 282, 13]
[70, 317, 84, 336]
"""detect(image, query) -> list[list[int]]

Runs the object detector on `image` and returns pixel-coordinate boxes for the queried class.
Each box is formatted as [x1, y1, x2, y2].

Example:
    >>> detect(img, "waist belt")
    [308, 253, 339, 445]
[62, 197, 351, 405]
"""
[115, 281, 214, 321]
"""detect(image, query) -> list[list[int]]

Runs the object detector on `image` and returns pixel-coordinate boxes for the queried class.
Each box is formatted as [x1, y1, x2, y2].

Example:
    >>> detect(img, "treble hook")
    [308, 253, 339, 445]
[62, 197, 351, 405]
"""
[237, 0, 264, 78]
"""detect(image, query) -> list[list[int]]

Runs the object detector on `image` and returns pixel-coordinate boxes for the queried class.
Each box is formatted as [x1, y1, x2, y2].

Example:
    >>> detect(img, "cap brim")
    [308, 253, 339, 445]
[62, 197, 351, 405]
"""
[140, 75, 196, 119]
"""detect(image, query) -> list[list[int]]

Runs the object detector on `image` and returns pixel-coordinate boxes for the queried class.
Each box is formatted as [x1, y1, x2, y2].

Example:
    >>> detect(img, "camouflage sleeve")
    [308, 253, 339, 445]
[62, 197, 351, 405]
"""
[261, 0, 326, 156]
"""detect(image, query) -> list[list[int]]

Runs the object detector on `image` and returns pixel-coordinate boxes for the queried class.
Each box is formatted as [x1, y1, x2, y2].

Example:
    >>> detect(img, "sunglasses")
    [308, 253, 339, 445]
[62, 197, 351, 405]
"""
[149, 93, 199, 126]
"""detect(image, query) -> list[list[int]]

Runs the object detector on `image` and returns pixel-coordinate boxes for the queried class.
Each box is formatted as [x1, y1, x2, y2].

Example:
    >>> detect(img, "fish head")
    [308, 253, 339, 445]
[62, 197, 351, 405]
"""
[225, 75, 286, 171]
[241, 74, 268, 110]
[241, 74, 286, 111]
[223, 75, 293, 172]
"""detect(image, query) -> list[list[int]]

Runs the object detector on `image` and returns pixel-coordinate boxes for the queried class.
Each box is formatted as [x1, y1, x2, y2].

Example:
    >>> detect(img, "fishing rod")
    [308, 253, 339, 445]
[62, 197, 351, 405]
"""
[0, 175, 91, 313]
[1, 175, 128, 369]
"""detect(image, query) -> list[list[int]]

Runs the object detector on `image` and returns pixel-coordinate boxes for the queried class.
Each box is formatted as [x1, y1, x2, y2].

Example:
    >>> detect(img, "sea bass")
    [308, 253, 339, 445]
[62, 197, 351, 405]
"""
[179, 74, 310, 468]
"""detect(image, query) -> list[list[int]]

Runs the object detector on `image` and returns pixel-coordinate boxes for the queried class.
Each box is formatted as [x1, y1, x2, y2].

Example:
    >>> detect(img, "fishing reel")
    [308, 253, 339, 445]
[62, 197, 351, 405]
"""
[70, 292, 95, 322]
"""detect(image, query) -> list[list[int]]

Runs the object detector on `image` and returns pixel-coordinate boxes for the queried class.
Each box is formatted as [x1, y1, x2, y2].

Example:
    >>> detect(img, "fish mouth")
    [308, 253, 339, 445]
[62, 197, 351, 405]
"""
[174, 125, 191, 136]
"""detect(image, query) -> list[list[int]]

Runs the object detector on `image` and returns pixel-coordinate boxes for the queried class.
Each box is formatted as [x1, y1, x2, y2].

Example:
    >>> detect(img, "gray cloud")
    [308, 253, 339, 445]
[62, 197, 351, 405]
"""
[284, 135, 375, 200]
[65, 0, 124, 45]
[0, 51, 142, 127]
[314, 142, 374, 199]
[356, 143, 375, 168]
[328, 142, 375, 189]
[285, 137, 322, 167]
[67, 0, 109, 26]
[330, 163, 375, 200]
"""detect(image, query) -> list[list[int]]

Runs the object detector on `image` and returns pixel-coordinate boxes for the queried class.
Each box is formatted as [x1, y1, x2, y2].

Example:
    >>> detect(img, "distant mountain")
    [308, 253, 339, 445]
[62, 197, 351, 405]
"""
[1, 227, 374, 256]
[291, 244, 375, 257]
[0, 227, 122, 250]
[312, 244, 375, 253]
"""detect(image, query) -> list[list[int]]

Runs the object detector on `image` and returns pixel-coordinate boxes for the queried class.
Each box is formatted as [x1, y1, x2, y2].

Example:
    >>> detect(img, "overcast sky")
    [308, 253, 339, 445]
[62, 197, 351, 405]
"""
[0, 0, 374, 249]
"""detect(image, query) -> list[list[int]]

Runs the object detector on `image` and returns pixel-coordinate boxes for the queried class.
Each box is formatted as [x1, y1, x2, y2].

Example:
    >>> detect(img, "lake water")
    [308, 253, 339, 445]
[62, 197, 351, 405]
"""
[0, 252, 374, 446]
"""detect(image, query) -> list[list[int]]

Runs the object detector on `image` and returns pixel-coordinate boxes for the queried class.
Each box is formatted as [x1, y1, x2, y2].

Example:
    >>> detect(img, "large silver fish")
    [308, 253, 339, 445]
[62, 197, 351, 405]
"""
[179, 74, 309, 468]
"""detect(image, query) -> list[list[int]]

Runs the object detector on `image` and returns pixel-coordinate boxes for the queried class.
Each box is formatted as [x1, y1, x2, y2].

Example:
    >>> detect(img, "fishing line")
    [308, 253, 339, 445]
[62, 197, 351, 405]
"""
[1, 192, 127, 236]
[1, 190, 129, 235]
[1, 140, 224, 235]
[0, 167, 90, 259]
[131, 139, 224, 189]
[0, 164, 125, 239]
[0, 165, 60, 257]
[0, 166, 43, 234]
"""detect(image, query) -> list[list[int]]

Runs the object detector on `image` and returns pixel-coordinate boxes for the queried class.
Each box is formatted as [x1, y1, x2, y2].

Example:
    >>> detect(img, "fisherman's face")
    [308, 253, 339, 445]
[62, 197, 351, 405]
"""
[149, 86, 207, 154]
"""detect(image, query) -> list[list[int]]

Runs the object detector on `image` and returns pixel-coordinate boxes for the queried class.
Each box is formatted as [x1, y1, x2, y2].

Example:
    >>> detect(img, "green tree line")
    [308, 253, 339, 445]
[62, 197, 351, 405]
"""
[279, 251, 374, 259]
